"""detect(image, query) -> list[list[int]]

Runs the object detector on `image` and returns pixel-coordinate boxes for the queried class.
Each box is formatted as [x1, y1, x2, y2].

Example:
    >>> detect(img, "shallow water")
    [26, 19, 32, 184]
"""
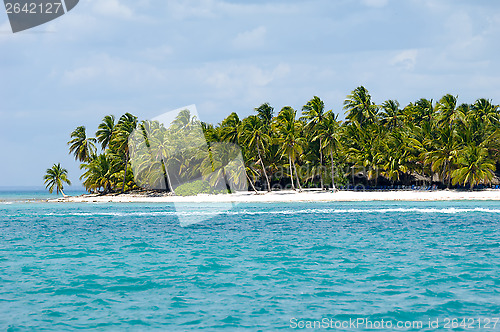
[1, 199, 499, 330]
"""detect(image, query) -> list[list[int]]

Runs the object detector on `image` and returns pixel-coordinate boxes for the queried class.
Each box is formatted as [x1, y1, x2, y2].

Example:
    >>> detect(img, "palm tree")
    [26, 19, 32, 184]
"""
[343, 123, 384, 186]
[437, 94, 461, 128]
[302, 96, 326, 190]
[255, 103, 274, 127]
[380, 128, 415, 185]
[344, 86, 378, 126]
[220, 112, 241, 143]
[111, 113, 138, 193]
[43, 163, 71, 196]
[171, 109, 192, 129]
[425, 125, 459, 188]
[451, 145, 496, 190]
[471, 98, 499, 126]
[317, 110, 341, 190]
[129, 120, 173, 192]
[96, 115, 115, 150]
[402, 99, 435, 126]
[240, 115, 271, 192]
[380, 100, 402, 130]
[274, 106, 304, 191]
[80, 153, 120, 194]
[68, 126, 96, 162]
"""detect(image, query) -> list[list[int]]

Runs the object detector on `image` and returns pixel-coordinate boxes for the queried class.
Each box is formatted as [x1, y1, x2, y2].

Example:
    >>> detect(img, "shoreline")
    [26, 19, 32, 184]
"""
[48, 189, 500, 203]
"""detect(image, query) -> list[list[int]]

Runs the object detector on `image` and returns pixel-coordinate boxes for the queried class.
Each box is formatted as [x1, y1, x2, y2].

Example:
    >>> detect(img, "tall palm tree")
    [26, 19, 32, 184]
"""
[425, 125, 459, 188]
[129, 120, 173, 192]
[68, 126, 96, 162]
[240, 115, 271, 192]
[302, 96, 326, 190]
[274, 106, 304, 191]
[111, 113, 138, 193]
[317, 110, 341, 190]
[96, 115, 115, 150]
[43, 163, 71, 196]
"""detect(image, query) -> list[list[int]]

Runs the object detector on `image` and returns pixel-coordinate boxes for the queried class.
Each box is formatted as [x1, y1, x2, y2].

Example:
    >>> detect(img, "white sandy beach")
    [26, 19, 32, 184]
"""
[50, 189, 500, 203]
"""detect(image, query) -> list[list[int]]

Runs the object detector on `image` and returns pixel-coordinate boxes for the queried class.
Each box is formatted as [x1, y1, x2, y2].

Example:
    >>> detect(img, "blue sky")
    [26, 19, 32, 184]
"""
[1, 0, 500, 187]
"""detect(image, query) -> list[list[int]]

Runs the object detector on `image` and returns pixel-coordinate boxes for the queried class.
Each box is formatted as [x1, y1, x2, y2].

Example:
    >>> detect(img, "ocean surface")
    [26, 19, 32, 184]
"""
[1, 193, 499, 331]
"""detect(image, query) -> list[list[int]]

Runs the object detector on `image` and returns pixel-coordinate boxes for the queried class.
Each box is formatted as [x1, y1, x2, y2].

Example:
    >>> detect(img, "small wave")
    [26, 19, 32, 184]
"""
[229, 207, 500, 215]
[9, 207, 500, 218]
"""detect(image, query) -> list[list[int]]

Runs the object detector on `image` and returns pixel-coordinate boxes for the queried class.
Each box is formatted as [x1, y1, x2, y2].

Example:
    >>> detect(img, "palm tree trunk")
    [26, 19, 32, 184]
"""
[222, 168, 232, 193]
[444, 159, 450, 189]
[245, 172, 259, 194]
[293, 160, 302, 192]
[60, 189, 67, 197]
[121, 153, 128, 193]
[288, 154, 295, 190]
[330, 151, 336, 191]
[256, 140, 271, 192]
[319, 137, 324, 190]
[161, 159, 174, 194]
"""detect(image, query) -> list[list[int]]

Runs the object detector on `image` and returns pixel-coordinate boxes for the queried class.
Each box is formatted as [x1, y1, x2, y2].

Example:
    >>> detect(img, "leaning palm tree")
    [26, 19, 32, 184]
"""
[43, 163, 71, 196]
[68, 126, 96, 162]
[302, 96, 326, 190]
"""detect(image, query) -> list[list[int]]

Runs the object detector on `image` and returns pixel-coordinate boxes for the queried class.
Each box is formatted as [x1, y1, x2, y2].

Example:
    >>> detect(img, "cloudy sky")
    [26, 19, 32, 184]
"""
[1, 0, 499, 187]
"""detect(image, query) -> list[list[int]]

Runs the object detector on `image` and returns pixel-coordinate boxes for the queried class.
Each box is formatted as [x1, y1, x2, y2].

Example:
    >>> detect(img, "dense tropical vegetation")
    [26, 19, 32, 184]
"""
[56, 86, 500, 194]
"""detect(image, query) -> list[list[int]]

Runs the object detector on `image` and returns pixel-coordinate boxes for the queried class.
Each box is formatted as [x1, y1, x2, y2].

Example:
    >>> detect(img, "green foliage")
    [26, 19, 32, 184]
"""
[62, 87, 500, 194]
[174, 180, 228, 196]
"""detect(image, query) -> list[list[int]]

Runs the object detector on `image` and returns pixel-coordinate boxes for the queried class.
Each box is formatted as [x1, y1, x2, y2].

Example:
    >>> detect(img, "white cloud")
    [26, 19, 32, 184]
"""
[191, 63, 290, 105]
[140, 45, 174, 61]
[390, 49, 418, 70]
[92, 0, 133, 19]
[361, 0, 389, 8]
[166, 0, 301, 20]
[232, 26, 267, 50]
[0, 20, 12, 43]
[166, 0, 217, 20]
[203, 63, 289, 89]
[62, 54, 165, 87]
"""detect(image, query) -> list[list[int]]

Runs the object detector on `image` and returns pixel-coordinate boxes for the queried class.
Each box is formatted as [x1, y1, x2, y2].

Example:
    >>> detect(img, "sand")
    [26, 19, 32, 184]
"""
[50, 189, 500, 203]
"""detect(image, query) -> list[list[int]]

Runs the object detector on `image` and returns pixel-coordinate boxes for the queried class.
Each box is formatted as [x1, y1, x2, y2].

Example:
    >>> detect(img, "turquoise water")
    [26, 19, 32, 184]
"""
[1, 198, 499, 331]
[0, 189, 85, 203]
